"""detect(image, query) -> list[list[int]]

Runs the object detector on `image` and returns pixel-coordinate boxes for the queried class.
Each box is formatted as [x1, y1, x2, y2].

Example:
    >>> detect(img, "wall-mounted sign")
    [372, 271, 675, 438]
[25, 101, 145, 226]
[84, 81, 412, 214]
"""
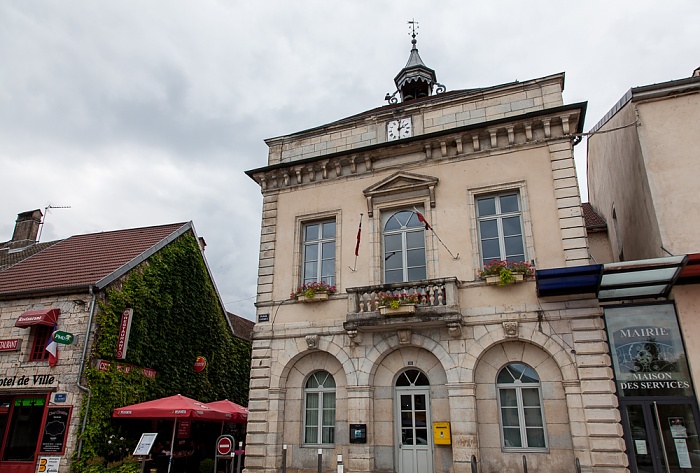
[0, 339, 20, 352]
[39, 406, 72, 454]
[194, 356, 207, 373]
[258, 313, 269, 322]
[116, 308, 134, 360]
[52, 331, 74, 345]
[95, 359, 157, 379]
[37, 456, 61, 473]
[605, 304, 693, 397]
[0, 373, 56, 389]
[53, 393, 67, 403]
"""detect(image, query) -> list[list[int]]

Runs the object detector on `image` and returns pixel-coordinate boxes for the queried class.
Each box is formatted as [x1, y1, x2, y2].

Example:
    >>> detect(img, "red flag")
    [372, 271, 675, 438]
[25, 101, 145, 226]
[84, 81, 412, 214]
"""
[416, 212, 431, 230]
[355, 219, 362, 256]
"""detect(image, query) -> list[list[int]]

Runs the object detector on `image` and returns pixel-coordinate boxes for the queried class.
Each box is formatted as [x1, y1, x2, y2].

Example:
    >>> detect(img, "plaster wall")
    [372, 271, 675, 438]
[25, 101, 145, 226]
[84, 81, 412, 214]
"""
[587, 102, 662, 261]
[673, 286, 700, 396]
[635, 93, 700, 255]
[588, 231, 614, 265]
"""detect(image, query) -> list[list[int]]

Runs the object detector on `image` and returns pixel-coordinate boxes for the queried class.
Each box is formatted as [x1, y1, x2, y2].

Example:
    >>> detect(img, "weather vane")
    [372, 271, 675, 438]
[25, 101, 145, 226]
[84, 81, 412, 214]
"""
[408, 19, 419, 44]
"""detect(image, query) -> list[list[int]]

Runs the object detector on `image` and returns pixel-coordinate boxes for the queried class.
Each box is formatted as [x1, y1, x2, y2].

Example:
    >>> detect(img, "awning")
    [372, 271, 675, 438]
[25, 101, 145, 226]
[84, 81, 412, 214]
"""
[677, 253, 700, 284]
[598, 255, 687, 301]
[15, 308, 60, 328]
[535, 255, 689, 302]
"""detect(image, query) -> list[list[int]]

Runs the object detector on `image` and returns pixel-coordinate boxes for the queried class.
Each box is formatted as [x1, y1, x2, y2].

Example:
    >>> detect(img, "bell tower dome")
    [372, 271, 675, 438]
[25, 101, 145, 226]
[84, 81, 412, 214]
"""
[386, 20, 445, 104]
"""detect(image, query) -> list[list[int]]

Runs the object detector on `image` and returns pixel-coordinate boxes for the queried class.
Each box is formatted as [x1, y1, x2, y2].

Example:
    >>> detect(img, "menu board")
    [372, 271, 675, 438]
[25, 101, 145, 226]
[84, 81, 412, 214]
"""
[39, 406, 72, 454]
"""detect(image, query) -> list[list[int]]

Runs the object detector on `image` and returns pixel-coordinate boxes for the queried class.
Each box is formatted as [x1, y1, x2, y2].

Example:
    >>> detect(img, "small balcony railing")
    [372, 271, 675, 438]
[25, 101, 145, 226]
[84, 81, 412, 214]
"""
[344, 278, 462, 337]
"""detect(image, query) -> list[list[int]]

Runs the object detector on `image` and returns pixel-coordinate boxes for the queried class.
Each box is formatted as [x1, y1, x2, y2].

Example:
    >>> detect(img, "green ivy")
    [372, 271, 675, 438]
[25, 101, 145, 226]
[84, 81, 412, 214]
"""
[73, 233, 251, 472]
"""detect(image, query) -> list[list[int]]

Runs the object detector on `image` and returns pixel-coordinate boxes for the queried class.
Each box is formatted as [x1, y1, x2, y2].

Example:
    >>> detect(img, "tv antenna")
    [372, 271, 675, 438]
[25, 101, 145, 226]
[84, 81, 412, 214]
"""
[38, 205, 71, 242]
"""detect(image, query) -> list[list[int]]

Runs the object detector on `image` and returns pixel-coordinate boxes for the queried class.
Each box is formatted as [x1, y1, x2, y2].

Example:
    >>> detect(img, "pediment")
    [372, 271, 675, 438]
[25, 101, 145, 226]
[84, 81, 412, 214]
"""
[363, 171, 439, 217]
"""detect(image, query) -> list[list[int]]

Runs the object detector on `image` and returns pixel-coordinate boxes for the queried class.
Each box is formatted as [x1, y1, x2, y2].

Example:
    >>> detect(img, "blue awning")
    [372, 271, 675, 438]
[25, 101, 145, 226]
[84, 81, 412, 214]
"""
[535, 265, 602, 297]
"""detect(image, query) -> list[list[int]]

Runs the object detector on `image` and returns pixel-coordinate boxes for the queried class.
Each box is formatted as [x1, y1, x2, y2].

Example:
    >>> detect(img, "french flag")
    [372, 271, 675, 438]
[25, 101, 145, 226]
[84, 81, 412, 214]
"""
[46, 325, 58, 367]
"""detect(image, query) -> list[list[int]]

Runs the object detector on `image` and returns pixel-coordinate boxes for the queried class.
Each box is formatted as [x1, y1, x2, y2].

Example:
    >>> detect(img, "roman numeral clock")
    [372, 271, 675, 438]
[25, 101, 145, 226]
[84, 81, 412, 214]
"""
[386, 117, 413, 141]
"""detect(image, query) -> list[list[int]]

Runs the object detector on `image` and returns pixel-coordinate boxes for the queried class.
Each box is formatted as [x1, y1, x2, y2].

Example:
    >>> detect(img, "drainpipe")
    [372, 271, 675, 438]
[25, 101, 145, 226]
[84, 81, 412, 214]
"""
[76, 285, 97, 458]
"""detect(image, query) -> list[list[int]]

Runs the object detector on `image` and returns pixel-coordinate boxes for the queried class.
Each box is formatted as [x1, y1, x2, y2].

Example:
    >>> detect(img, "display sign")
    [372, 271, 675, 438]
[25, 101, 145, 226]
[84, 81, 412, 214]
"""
[194, 356, 207, 372]
[0, 338, 21, 351]
[39, 406, 72, 454]
[605, 304, 693, 397]
[116, 308, 134, 359]
[133, 432, 158, 456]
[349, 424, 367, 444]
[95, 359, 157, 379]
[178, 420, 191, 439]
[53, 393, 67, 403]
[52, 331, 74, 345]
[0, 373, 57, 389]
[37, 456, 61, 473]
[258, 313, 269, 322]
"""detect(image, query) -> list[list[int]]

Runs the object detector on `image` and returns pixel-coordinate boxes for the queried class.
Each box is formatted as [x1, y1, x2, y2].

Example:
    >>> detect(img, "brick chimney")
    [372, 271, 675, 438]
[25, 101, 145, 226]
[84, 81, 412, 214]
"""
[11, 210, 43, 245]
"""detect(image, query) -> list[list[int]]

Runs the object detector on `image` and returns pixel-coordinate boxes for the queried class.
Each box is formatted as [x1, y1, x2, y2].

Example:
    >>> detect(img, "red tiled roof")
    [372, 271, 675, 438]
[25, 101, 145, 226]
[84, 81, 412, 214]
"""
[0, 223, 188, 297]
[227, 312, 255, 342]
[582, 203, 607, 230]
[0, 241, 59, 272]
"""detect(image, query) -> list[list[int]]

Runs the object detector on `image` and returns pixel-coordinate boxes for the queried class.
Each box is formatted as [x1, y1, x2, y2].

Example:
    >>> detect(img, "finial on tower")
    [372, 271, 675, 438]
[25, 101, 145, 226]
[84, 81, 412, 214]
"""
[408, 19, 418, 46]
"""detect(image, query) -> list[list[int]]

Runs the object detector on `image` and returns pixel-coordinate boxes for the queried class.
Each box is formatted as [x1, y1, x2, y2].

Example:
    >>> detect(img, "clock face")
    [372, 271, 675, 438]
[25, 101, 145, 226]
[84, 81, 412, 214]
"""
[387, 117, 412, 141]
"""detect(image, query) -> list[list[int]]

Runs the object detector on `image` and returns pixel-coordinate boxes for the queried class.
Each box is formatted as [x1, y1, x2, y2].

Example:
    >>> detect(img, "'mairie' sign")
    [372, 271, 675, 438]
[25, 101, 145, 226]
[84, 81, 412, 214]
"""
[116, 308, 133, 360]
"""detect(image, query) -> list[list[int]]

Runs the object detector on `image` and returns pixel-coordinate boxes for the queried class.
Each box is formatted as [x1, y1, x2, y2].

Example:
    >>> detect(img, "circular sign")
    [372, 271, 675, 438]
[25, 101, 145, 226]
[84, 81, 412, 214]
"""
[217, 436, 233, 456]
[194, 356, 207, 373]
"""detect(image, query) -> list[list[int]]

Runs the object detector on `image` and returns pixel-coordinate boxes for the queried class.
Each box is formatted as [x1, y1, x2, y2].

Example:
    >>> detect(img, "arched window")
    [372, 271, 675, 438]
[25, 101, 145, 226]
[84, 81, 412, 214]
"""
[496, 363, 547, 449]
[383, 210, 426, 283]
[304, 371, 336, 445]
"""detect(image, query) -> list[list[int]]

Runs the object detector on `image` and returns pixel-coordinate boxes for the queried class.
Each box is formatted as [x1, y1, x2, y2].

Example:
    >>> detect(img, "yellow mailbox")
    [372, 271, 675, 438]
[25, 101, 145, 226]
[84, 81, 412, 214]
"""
[432, 422, 451, 445]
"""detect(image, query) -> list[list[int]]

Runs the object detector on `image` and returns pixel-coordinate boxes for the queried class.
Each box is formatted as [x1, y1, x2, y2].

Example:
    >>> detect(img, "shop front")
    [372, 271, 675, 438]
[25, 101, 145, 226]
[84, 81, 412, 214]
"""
[606, 303, 700, 473]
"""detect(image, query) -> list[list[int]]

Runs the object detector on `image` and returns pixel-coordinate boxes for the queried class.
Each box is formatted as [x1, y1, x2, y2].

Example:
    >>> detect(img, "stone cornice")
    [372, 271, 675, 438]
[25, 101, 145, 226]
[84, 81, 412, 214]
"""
[246, 103, 586, 193]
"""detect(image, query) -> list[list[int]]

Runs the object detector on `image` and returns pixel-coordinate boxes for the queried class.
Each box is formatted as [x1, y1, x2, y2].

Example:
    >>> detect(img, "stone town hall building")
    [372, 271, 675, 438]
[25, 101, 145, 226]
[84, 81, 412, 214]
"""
[244, 36, 626, 473]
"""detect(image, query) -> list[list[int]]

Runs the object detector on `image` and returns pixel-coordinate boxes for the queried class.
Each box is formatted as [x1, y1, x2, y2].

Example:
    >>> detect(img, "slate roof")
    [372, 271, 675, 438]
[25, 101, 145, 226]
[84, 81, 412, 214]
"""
[582, 203, 607, 231]
[0, 222, 189, 297]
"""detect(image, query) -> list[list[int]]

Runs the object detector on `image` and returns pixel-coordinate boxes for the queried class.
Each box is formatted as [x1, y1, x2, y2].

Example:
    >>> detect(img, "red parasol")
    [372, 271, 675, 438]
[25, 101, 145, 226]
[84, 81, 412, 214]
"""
[113, 394, 232, 473]
[204, 399, 248, 423]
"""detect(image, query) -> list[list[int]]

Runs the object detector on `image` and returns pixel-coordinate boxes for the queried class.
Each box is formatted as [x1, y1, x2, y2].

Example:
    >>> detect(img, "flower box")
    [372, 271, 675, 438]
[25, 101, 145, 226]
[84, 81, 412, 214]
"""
[379, 304, 416, 316]
[297, 292, 329, 303]
[484, 272, 525, 286]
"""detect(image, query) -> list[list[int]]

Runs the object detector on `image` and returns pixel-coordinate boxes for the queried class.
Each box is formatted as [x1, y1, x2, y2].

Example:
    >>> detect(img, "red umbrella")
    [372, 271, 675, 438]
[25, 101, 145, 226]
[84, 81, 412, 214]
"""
[203, 399, 248, 423]
[113, 394, 231, 473]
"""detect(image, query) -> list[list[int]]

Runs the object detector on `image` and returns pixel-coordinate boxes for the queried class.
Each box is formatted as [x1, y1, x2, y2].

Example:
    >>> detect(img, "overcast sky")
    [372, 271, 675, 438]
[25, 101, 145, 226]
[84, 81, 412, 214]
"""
[1, 1, 697, 320]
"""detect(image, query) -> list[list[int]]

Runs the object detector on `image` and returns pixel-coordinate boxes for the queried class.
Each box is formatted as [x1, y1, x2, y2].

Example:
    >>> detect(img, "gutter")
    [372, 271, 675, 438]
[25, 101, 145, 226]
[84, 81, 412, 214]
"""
[76, 285, 97, 458]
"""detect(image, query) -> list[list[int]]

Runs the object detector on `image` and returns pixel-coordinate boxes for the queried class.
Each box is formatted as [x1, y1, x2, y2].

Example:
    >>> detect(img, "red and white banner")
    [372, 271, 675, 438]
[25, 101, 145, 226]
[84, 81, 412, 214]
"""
[116, 308, 133, 360]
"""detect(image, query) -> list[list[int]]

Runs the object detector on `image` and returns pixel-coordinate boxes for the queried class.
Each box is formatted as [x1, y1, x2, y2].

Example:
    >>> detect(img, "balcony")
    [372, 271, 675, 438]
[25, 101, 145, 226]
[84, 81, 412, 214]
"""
[344, 277, 462, 340]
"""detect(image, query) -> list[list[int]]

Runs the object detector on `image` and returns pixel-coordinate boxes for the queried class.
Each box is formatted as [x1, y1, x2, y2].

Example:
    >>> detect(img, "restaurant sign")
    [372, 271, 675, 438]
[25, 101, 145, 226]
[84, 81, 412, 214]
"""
[116, 308, 134, 360]
[0, 339, 21, 352]
[605, 304, 693, 397]
[95, 359, 157, 379]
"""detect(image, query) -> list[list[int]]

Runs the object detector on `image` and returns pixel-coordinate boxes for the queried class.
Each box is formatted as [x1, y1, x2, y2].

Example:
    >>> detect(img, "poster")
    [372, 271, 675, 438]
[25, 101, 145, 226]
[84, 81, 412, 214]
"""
[635, 439, 648, 455]
[39, 406, 72, 454]
[674, 438, 692, 469]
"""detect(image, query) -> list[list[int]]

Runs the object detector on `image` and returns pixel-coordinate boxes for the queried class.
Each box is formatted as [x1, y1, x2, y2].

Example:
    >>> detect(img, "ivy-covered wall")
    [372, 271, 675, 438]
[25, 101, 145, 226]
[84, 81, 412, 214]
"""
[77, 232, 251, 465]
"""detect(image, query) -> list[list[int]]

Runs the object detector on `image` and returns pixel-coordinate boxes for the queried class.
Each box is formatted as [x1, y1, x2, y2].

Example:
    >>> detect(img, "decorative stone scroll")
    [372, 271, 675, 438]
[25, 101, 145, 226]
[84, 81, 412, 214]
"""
[503, 321, 519, 338]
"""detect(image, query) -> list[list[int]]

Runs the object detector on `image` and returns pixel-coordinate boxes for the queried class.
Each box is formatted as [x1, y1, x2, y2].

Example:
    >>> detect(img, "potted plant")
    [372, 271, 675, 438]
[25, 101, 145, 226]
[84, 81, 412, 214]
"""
[290, 281, 337, 302]
[377, 291, 420, 315]
[478, 260, 534, 286]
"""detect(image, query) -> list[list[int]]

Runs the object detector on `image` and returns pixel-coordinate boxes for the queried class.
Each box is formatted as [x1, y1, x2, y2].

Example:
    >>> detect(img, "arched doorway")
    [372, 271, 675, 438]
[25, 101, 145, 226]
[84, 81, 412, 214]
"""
[395, 369, 433, 473]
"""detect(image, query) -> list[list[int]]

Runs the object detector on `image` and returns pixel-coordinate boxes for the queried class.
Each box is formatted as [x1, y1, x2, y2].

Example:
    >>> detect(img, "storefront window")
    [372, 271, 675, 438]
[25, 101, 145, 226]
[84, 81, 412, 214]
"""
[605, 304, 693, 397]
[2, 397, 46, 462]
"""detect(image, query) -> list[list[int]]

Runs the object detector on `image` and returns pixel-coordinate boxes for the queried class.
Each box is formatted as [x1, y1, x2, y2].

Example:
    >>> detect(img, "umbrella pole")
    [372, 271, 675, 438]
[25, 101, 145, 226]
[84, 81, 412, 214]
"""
[167, 418, 178, 473]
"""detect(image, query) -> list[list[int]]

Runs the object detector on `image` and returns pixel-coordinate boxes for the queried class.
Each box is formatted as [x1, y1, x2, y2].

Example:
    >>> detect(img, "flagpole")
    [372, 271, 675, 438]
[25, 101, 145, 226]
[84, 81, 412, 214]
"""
[349, 213, 363, 272]
[412, 207, 459, 260]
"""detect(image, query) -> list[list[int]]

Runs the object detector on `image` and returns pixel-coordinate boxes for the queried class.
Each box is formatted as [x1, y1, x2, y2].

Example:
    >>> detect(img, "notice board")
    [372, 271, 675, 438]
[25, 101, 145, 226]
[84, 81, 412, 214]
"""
[39, 406, 73, 454]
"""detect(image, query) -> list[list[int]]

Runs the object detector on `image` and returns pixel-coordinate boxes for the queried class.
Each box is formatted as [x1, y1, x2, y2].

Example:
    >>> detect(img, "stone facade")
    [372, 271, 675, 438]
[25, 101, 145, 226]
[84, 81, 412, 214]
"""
[246, 61, 627, 472]
[0, 293, 94, 473]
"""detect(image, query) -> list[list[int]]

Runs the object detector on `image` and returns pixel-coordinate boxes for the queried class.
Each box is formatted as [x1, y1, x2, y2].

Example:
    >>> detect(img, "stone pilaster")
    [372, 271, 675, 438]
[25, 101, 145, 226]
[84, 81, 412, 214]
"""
[346, 385, 375, 472]
[446, 382, 478, 473]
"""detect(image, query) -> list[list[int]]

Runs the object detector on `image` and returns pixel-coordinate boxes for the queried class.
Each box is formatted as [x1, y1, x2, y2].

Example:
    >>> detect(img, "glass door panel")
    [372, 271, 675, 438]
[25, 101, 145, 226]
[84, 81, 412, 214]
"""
[655, 403, 700, 472]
